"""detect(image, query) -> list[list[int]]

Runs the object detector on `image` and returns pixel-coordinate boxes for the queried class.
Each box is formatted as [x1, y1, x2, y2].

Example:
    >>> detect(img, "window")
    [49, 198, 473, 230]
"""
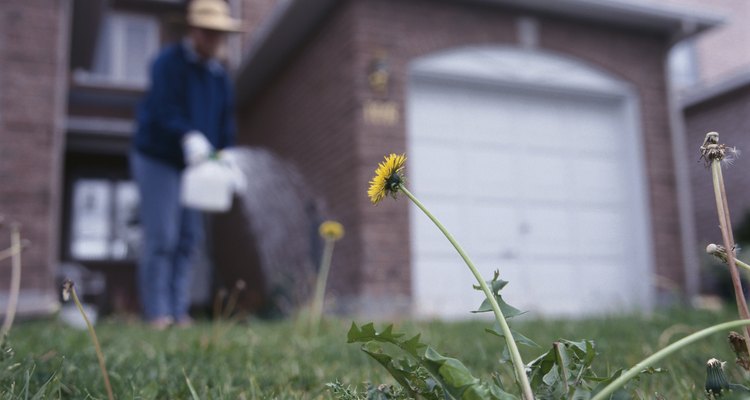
[69, 179, 141, 261]
[74, 11, 159, 89]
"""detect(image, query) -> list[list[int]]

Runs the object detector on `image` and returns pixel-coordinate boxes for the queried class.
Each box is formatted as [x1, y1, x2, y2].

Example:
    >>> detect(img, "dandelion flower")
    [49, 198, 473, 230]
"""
[368, 153, 406, 204]
[319, 221, 345, 241]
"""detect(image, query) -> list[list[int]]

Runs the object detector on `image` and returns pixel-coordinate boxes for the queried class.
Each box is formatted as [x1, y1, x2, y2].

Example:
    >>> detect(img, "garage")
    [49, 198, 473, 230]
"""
[407, 47, 654, 318]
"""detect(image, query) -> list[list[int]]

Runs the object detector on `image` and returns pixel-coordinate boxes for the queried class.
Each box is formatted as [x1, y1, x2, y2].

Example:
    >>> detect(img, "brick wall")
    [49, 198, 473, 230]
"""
[239, 0, 282, 49]
[0, 0, 69, 310]
[684, 87, 750, 249]
[238, 0, 683, 315]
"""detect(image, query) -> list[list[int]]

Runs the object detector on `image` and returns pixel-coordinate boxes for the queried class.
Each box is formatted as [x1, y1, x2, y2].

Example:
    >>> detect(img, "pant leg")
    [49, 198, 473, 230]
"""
[170, 207, 203, 320]
[130, 150, 181, 321]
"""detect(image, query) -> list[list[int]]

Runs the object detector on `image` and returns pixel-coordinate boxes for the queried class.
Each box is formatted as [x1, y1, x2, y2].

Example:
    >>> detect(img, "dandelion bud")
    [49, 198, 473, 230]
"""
[319, 221, 345, 241]
[706, 358, 729, 396]
[707, 244, 729, 263]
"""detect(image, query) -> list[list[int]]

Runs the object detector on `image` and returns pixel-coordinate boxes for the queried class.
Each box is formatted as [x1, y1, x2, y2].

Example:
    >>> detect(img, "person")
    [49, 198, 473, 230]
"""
[130, 0, 242, 329]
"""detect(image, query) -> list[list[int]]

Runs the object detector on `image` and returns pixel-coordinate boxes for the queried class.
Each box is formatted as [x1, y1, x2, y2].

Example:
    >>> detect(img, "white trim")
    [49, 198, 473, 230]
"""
[410, 46, 635, 98]
[66, 117, 134, 136]
[473, 0, 723, 35]
[666, 47, 700, 301]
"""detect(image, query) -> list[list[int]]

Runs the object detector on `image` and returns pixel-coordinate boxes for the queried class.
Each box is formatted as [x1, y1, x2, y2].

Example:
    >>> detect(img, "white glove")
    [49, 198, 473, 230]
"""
[182, 131, 213, 166]
[218, 148, 247, 194]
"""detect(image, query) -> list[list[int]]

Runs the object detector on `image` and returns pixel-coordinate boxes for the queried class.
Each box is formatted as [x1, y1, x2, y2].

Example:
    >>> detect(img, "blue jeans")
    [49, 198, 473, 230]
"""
[130, 150, 203, 322]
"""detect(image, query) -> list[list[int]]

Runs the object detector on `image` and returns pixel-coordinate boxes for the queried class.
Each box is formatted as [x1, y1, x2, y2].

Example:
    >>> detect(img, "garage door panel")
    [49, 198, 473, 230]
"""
[464, 203, 520, 256]
[515, 95, 569, 150]
[521, 154, 569, 202]
[465, 148, 518, 199]
[574, 209, 628, 257]
[571, 158, 625, 203]
[411, 143, 464, 197]
[522, 207, 574, 258]
[574, 262, 631, 312]
[411, 198, 467, 255]
[412, 255, 485, 318]
[561, 101, 621, 153]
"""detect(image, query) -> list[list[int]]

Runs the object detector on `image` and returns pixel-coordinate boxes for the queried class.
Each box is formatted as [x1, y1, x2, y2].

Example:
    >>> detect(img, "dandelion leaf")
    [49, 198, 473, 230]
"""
[471, 272, 525, 318]
[484, 327, 539, 348]
[349, 322, 515, 400]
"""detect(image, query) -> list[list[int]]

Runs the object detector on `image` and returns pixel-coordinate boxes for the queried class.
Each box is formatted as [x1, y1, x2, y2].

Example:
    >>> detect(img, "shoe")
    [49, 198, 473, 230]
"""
[148, 316, 173, 331]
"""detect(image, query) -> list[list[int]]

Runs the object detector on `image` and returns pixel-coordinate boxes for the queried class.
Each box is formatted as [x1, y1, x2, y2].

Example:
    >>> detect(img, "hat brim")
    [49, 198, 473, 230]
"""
[188, 16, 244, 33]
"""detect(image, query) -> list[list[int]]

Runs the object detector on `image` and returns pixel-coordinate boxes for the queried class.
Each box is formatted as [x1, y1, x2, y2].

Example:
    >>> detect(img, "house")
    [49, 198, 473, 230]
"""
[233, 0, 720, 318]
[0, 0, 722, 320]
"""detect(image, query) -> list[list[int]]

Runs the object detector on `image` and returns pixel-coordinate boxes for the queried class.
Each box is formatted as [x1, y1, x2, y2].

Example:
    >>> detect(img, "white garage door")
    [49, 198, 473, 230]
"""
[407, 49, 653, 318]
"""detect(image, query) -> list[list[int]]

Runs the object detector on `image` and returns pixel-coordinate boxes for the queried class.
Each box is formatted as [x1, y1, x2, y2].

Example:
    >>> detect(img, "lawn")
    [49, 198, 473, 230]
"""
[0, 307, 746, 399]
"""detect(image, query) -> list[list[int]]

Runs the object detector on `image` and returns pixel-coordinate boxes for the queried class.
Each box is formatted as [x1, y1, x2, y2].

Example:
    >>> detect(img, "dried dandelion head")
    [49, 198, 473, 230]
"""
[706, 243, 739, 264]
[700, 131, 740, 167]
[319, 220, 344, 241]
[368, 153, 406, 204]
[61, 279, 74, 302]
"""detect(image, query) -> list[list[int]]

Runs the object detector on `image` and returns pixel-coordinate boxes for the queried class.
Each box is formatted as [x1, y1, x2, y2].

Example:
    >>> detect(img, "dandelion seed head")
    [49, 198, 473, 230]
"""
[367, 153, 406, 204]
[722, 146, 741, 166]
[235, 280, 246, 290]
[706, 243, 720, 255]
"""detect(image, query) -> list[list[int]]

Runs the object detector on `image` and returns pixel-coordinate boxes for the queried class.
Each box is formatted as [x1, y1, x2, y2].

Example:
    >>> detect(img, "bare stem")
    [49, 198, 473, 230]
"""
[1, 224, 22, 337]
[711, 160, 750, 350]
[399, 185, 534, 400]
[310, 238, 335, 335]
[70, 285, 115, 400]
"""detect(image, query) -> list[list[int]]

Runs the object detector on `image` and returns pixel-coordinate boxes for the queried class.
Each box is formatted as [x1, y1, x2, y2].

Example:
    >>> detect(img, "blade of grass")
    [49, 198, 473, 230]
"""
[183, 369, 201, 400]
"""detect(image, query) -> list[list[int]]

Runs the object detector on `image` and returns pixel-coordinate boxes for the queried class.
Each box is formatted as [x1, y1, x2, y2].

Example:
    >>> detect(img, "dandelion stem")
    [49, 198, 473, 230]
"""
[1, 224, 22, 337]
[553, 342, 569, 394]
[310, 238, 335, 334]
[222, 282, 245, 320]
[70, 285, 114, 400]
[399, 185, 534, 400]
[591, 319, 750, 400]
[710, 160, 750, 348]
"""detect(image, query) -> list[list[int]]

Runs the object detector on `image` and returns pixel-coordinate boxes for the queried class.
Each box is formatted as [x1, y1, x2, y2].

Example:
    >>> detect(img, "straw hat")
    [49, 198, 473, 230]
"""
[187, 0, 243, 33]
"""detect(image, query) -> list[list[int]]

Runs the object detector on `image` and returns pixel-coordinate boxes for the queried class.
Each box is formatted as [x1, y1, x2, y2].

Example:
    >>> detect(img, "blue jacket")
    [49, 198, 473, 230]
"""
[134, 41, 236, 168]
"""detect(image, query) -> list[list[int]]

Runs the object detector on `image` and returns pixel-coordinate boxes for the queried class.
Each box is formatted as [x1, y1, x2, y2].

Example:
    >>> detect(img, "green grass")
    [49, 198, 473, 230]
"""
[0, 307, 746, 399]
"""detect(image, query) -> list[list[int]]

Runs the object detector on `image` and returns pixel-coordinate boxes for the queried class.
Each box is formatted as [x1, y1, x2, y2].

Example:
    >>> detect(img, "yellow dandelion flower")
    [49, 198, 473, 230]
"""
[319, 220, 345, 241]
[368, 153, 406, 204]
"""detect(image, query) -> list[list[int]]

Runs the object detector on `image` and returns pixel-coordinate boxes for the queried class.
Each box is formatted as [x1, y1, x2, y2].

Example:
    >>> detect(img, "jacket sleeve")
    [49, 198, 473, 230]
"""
[149, 55, 194, 139]
[220, 75, 237, 148]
